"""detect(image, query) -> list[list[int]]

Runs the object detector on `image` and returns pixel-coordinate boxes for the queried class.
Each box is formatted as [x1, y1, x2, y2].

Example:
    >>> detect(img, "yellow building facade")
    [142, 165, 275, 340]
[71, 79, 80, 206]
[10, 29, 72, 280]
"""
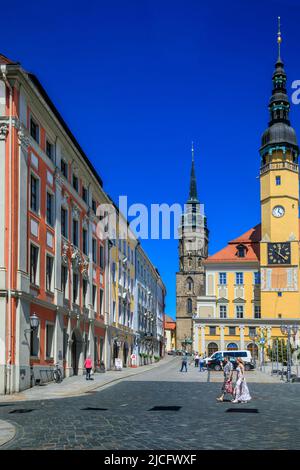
[194, 31, 300, 358]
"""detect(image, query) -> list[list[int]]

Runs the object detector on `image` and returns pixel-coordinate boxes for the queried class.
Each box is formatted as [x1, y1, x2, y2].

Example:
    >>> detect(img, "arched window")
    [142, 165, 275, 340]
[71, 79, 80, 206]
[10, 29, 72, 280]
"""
[188, 258, 192, 268]
[208, 342, 218, 356]
[227, 343, 238, 351]
[187, 298, 193, 314]
[198, 258, 202, 268]
[186, 277, 193, 291]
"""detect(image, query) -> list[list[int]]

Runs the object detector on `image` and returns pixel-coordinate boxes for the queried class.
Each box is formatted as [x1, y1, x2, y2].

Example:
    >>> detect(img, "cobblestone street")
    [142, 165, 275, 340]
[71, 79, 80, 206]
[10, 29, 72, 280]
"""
[0, 357, 299, 450]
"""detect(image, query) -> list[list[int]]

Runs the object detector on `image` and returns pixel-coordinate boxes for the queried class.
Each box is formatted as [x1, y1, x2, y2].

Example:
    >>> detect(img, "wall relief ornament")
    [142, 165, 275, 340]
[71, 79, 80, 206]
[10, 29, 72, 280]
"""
[71, 247, 82, 271]
[81, 259, 89, 280]
[72, 204, 80, 220]
[0, 123, 9, 141]
[18, 129, 30, 150]
[62, 243, 69, 266]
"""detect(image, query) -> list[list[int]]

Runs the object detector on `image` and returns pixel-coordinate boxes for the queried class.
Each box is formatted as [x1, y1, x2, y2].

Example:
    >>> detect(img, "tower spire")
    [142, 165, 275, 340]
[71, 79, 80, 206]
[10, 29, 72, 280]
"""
[277, 16, 282, 62]
[260, 17, 299, 161]
[188, 142, 199, 203]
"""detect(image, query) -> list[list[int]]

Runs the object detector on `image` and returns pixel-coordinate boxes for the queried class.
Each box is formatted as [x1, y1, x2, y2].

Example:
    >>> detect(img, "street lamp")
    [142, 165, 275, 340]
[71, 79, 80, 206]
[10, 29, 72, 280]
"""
[280, 324, 299, 382]
[249, 330, 257, 367]
[25, 313, 40, 333]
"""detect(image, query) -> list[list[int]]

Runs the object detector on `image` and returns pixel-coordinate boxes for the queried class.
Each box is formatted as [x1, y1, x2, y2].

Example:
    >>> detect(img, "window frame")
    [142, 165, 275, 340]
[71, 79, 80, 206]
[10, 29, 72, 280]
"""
[30, 172, 40, 214]
[45, 252, 54, 293]
[30, 242, 40, 286]
[45, 322, 55, 359]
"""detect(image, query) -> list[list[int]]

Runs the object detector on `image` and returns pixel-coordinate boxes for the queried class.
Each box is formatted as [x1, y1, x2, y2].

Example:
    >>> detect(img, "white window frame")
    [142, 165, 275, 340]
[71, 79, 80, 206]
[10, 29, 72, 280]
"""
[45, 251, 55, 293]
[30, 170, 41, 216]
[29, 241, 40, 287]
[46, 188, 55, 228]
[236, 305, 244, 319]
[45, 321, 55, 359]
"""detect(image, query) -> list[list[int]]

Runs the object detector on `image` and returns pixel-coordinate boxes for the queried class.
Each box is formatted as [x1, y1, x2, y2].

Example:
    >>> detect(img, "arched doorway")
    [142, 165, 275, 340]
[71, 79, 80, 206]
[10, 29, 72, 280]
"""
[227, 343, 238, 351]
[71, 329, 82, 376]
[247, 342, 258, 359]
[207, 342, 218, 356]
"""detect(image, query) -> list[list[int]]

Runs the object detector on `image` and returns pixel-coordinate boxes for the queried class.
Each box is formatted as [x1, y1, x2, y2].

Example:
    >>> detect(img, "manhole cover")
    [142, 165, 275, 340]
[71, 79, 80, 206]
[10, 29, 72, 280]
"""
[81, 407, 108, 411]
[226, 408, 259, 413]
[9, 409, 34, 414]
[149, 406, 181, 411]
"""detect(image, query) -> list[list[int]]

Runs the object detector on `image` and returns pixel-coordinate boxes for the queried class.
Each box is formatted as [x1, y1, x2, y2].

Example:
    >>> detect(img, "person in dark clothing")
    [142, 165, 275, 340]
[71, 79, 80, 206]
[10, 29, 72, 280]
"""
[180, 353, 188, 372]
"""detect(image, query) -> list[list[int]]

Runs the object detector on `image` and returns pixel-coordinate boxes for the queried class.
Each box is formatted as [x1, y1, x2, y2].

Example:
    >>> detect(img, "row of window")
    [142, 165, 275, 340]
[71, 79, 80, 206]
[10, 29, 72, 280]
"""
[208, 326, 258, 336]
[218, 271, 260, 285]
[30, 117, 99, 211]
[30, 244, 104, 312]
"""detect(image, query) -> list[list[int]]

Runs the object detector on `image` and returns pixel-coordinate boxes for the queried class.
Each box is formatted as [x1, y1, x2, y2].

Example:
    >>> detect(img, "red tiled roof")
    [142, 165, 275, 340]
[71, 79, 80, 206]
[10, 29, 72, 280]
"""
[164, 314, 176, 330]
[204, 224, 261, 264]
[205, 219, 300, 264]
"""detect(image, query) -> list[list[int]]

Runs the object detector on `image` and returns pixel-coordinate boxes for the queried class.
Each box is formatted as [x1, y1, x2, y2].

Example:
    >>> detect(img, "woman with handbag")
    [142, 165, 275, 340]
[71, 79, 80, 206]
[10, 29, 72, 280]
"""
[232, 358, 251, 403]
[217, 356, 234, 402]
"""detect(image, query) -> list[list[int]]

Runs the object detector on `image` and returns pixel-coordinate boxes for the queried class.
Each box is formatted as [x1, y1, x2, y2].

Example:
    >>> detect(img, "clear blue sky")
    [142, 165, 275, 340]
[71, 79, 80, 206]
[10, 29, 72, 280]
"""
[2, 0, 300, 318]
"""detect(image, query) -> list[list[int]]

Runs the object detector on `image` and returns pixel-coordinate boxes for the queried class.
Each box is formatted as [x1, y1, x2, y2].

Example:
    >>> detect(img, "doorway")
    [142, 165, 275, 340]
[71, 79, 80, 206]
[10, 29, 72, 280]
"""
[71, 330, 82, 375]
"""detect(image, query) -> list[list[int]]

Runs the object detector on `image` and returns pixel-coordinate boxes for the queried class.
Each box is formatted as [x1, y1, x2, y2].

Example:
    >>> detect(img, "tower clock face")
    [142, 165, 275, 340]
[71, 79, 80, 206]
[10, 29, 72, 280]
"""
[272, 205, 285, 218]
[267, 242, 291, 265]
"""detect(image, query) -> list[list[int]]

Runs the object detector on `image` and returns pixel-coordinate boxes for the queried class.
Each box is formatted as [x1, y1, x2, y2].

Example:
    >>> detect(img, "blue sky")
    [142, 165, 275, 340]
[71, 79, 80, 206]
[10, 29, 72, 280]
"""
[2, 0, 300, 318]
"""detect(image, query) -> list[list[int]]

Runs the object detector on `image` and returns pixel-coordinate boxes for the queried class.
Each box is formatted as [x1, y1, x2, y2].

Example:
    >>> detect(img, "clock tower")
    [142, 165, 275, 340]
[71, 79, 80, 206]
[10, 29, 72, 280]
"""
[260, 18, 300, 318]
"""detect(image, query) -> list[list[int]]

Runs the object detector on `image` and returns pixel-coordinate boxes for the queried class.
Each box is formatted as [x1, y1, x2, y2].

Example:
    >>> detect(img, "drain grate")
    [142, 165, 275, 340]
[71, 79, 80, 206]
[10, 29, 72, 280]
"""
[81, 407, 108, 411]
[226, 408, 259, 413]
[9, 409, 34, 414]
[149, 406, 181, 411]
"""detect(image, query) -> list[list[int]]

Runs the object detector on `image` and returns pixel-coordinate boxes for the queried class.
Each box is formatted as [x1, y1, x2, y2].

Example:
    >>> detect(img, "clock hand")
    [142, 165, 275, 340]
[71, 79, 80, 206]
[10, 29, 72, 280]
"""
[274, 250, 287, 260]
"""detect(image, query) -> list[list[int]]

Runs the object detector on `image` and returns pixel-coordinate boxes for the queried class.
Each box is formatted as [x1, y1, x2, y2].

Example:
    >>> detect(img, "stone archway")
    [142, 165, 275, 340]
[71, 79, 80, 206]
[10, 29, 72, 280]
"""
[247, 342, 258, 359]
[71, 329, 82, 376]
[207, 342, 218, 356]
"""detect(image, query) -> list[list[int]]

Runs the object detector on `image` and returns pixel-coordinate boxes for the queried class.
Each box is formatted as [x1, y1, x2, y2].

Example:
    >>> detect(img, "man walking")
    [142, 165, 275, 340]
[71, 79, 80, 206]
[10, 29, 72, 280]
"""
[180, 352, 188, 372]
[217, 356, 233, 402]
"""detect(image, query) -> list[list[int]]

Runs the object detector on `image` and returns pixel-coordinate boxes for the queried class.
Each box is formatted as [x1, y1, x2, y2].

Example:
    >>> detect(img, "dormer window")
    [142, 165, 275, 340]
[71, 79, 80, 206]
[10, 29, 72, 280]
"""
[236, 244, 247, 258]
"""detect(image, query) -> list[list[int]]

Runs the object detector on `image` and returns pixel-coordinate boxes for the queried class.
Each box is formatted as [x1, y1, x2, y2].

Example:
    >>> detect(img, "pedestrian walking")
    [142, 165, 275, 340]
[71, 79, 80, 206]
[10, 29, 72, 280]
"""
[232, 358, 251, 403]
[199, 354, 205, 372]
[216, 356, 234, 402]
[180, 352, 188, 372]
[194, 353, 200, 368]
[84, 355, 93, 380]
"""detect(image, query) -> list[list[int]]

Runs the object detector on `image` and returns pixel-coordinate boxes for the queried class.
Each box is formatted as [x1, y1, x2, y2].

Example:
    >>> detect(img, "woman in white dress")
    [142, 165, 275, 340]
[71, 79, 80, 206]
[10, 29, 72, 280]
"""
[232, 358, 251, 403]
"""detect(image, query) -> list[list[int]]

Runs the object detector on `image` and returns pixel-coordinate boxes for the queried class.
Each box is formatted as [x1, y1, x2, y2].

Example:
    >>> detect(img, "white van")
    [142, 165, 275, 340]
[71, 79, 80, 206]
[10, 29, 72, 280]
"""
[204, 350, 252, 367]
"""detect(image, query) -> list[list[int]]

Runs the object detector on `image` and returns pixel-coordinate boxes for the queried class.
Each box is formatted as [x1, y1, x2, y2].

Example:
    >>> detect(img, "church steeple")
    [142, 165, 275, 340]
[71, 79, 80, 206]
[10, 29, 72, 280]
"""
[188, 142, 199, 203]
[260, 17, 299, 162]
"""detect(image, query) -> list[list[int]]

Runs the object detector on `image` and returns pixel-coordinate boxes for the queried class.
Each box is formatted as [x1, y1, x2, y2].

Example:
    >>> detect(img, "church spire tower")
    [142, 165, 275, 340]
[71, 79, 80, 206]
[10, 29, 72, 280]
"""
[188, 142, 199, 203]
[260, 18, 300, 319]
[176, 144, 209, 350]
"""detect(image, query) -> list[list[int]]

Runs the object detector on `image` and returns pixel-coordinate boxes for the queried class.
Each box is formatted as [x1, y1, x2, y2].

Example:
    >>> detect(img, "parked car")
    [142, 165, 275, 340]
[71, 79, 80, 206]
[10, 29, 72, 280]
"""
[167, 350, 176, 355]
[204, 350, 253, 366]
[207, 356, 255, 371]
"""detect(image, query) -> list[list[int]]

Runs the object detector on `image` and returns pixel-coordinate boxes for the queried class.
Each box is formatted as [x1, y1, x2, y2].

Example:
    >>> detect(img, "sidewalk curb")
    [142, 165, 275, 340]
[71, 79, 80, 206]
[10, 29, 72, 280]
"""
[56, 357, 175, 398]
[0, 419, 16, 448]
[0, 357, 175, 402]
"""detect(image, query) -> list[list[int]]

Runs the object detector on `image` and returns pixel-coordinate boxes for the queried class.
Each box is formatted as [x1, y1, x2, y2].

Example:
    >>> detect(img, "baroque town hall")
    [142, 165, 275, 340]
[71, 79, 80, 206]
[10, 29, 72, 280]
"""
[177, 26, 300, 358]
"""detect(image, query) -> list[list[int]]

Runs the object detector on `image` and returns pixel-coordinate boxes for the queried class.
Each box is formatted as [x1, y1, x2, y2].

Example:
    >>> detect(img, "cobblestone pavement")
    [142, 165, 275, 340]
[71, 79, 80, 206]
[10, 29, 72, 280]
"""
[1, 357, 299, 450]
